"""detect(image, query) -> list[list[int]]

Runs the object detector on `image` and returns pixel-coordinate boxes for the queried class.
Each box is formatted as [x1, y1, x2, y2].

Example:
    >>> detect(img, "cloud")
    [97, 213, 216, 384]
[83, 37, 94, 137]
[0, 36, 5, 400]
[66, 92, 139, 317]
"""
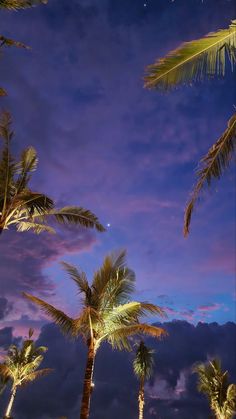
[0, 320, 235, 418]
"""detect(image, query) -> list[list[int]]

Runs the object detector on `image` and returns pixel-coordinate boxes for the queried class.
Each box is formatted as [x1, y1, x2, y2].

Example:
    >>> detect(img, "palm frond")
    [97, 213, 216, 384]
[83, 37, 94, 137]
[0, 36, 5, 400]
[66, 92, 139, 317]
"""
[23, 293, 75, 336]
[144, 20, 236, 89]
[14, 147, 38, 194]
[105, 323, 166, 350]
[20, 368, 51, 386]
[92, 250, 136, 310]
[0, 364, 11, 379]
[15, 192, 54, 215]
[0, 35, 29, 49]
[61, 262, 89, 295]
[22, 368, 52, 385]
[0, 0, 47, 10]
[184, 113, 236, 236]
[48, 206, 106, 232]
[16, 221, 55, 234]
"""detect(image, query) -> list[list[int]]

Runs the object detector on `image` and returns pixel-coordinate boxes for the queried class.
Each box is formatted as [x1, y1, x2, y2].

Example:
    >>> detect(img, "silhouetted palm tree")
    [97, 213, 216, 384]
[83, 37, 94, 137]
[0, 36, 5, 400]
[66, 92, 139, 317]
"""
[194, 358, 236, 419]
[0, 112, 105, 236]
[24, 250, 166, 419]
[144, 20, 236, 235]
[133, 341, 154, 419]
[0, 329, 52, 419]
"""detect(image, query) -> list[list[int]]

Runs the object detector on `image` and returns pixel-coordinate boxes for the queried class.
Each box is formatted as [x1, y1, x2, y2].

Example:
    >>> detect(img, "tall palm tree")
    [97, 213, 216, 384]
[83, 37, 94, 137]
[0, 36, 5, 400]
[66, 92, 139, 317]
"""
[0, 112, 105, 236]
[144, 19, 236, 235]
[194, 358, 236, 419]
[133, 340, 154, 419]
[23, 250, 167, 419]
[0, 328, 52, 419]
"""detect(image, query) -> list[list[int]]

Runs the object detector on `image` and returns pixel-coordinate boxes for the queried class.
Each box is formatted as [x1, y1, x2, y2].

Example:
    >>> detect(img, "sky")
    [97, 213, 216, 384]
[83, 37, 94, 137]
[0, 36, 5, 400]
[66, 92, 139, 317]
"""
[0, 0, 235, 417]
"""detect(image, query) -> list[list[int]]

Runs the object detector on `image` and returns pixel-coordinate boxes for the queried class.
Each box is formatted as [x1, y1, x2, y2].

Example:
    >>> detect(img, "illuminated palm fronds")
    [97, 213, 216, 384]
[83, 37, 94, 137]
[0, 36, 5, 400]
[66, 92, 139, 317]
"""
[194, 358, 236, 419]
[0, 112, 105, 235]
[0, 329, 52, 418]
[144, 20, 236, 89]
[184, 113, 236, 235]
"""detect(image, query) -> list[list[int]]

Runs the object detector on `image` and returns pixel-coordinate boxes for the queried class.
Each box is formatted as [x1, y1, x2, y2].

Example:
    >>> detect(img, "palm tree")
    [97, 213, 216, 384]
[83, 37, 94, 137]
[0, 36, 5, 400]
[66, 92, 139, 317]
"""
[144, 19, 236, 235]
[23, 250, 167, 419]
[133, 340, 154, 419]
[0, 112, 105, 236]
[194, 358, 236, 419]
[0, 328, 52, 419]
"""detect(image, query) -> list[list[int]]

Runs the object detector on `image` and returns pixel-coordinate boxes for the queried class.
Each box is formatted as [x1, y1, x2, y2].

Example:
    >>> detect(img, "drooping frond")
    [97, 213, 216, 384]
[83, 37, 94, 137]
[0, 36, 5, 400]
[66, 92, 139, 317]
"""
[48, 206, 106, 232]
[104, 301, 166, 327]
[0, 0, 47, 10]
[0, 364, 11, 380]
[184, 113, 236, 236]
[15, 192, 54, 215]
[61, 262, 89, 295]
[133, 341, 155, 381]
[104, 323, 166, 351]
[22, 368, 52, 385]
[16, 221, 55, 234]
[0, 35, 28, 49]
[23, 293, 75, 336]
[144, 20, 236, 90]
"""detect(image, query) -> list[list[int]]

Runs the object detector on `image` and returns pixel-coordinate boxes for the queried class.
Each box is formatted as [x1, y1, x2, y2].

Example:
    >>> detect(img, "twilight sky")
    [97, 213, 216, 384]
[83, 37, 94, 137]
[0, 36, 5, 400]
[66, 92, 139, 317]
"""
[0, 0, 235, 335]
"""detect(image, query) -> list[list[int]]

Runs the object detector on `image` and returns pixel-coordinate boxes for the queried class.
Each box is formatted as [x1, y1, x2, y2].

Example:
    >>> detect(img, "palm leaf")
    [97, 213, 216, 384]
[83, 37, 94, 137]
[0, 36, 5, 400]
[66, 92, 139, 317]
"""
[14, 147, 38, 194]
[0, 0, 47, 10]
[16, 221, 55, 234]
[22, 368, 52, 386]
[144, 20, 236, 90]
[61, 262, 89, 294]
[0, 364, 11, 379]
[15, 192, 54, 215]
[0, 35, 29, 49]
[48, 206, 106, 232]
[184, 113, 236, 236]
[104, 323, 166, 350]
[23, 293, 75, 335]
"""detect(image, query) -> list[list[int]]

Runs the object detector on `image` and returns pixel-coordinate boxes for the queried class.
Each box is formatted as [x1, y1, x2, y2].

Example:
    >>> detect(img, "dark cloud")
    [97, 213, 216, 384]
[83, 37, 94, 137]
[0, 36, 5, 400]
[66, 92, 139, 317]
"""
[0, 227, 97, 298]
[0, 298, 13, 320]
[0, 321, 235, 418]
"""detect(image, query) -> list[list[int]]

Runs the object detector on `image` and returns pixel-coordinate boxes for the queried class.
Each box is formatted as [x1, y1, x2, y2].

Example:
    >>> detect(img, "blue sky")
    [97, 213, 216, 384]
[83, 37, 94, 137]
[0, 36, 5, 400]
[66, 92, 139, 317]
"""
[0, 0, 235, 336]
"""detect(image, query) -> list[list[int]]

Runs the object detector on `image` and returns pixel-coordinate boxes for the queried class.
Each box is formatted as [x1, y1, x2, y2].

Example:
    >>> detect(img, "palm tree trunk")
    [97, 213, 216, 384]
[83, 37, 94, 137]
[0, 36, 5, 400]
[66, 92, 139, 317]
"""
[80, 341, 96, 419]
[4, 385, 17, 418]
[138, 379, 145, 419]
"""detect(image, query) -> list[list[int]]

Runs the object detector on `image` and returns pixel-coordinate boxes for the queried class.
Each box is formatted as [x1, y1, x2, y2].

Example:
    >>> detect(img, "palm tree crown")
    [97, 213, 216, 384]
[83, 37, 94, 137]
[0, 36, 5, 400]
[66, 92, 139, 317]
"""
[0, 112, 105, 235]
[143, 19, 236, 236]
[23, 250, 166, 419]
[0, 328, 52, 418]
[133, 340, 154, 381]
[194, 358, 236, 419]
